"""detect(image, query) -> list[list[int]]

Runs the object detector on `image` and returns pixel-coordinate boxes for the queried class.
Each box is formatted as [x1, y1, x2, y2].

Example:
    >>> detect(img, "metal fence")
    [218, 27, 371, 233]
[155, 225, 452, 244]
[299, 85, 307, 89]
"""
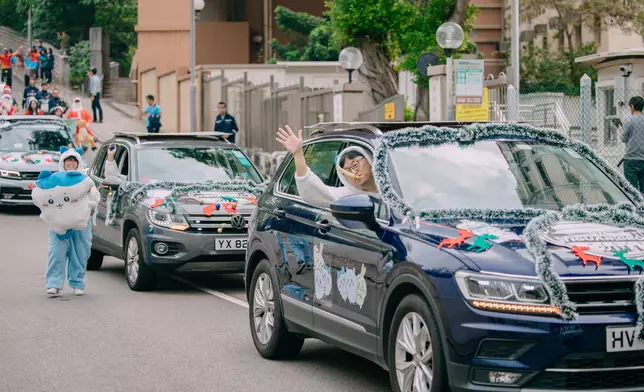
[484, 74, 644, 169]
[202, 71, 341, 153]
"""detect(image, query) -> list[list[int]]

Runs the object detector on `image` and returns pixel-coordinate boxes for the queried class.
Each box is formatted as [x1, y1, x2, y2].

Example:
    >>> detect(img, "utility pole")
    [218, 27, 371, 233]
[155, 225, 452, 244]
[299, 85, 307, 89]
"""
[189, 0, 197, 132]
[27, 8, 32, 48]
[511, 0, 520, 91]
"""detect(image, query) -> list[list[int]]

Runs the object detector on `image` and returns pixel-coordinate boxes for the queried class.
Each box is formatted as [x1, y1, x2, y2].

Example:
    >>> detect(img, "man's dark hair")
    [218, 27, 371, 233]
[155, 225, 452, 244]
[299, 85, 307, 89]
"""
[146, 95, 155, 101]
[339, 150, 366, 168]
[91, 68, 97, 75]
[629, 96, 644, 112]
[218, 101, 227, 107]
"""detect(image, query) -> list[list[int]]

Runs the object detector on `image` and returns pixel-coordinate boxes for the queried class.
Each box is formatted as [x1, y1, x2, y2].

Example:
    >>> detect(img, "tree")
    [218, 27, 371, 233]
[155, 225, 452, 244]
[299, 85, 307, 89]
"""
[521, 43, 598, 95]
[271, 6, 339, 62]
[521, 0, 644, 52]
[326, 0, 477, 118]
[69, 40, 90, 86]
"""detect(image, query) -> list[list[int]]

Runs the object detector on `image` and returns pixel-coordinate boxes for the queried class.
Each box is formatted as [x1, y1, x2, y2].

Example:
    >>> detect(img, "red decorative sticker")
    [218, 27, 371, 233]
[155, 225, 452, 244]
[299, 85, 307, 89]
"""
[438, 229, 473, 248]
[150, 199, 164, 208]
[571, 245, 602, 270]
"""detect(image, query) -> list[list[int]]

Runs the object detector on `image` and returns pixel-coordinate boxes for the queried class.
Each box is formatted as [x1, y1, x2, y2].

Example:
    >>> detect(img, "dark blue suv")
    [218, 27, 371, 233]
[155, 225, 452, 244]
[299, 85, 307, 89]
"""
[245, 122, 644, 392]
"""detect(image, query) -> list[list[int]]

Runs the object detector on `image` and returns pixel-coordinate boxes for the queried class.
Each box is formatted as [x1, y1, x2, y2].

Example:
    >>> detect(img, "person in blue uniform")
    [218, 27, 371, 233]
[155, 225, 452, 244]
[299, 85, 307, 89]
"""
[214, 101, 239, 143]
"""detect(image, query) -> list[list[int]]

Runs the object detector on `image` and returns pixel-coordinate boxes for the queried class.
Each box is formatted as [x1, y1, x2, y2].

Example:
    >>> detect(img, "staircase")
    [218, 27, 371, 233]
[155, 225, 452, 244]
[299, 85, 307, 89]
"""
[103, 77, 134, 102]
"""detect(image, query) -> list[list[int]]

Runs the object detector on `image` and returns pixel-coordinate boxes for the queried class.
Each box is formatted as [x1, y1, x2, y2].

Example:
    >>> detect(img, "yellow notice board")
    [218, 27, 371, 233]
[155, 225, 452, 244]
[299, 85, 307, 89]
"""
[456, 87, 489, 121]
[384, 102, 396, 120]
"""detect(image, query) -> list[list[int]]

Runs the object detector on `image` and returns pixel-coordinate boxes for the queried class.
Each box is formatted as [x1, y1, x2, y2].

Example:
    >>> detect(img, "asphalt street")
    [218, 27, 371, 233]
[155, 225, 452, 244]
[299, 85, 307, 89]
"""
[0, 149, 391, 392]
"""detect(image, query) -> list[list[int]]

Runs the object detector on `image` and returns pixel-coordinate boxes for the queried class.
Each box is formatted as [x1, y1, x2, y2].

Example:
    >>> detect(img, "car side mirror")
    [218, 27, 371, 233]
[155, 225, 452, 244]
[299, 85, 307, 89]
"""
[330, 194, 379, 231]
[103, 175, 123, 191]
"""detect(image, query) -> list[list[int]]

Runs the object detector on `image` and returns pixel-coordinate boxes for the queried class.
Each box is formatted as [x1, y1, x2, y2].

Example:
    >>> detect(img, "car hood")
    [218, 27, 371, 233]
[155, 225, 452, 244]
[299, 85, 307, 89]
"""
[139, 188, 257, 215]
[404, 218, 644, 278]
[0, 151, 60, 172]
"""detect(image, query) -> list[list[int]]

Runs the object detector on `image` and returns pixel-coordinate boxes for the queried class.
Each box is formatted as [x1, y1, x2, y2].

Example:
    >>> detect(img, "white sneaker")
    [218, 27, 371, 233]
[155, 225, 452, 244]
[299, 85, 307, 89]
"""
[46, 288, 61, 297]
[73, 288, 85, 296]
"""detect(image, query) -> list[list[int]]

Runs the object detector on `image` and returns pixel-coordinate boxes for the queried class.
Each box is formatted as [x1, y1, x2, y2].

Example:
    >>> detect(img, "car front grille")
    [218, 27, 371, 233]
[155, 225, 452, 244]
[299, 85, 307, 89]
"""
[20, 171, 41, 180]
[526, 368, 644, 390]
[564, 278, 637, 314]
[551, 351, 644, 369]
[0, 186, 31, 200]
[185, 214, 250, 234]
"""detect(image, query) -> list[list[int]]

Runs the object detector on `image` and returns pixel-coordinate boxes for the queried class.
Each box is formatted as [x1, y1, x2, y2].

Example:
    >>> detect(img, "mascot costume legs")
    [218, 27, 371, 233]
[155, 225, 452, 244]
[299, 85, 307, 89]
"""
[31, 147, 100, 297]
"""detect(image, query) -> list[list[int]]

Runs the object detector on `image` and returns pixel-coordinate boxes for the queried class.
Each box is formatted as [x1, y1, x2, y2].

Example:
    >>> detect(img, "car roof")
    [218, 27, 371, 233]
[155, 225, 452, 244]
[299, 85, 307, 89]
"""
[110, 132, 235, 147]
[0, 115, 67, 123]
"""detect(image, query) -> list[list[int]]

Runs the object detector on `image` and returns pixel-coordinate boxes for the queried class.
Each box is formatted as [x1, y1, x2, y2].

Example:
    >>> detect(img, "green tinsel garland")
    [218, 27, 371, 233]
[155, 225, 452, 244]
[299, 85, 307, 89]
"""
[372, 123, 644, 338]
[106, 180, 267, 223]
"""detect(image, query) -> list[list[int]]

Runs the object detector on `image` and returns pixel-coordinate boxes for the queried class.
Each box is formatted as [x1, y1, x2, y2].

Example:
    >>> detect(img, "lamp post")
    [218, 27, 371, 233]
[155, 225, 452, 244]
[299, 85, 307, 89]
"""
[339, 47, 363, 83]
[189, 0, 205, 132]
[436, 22, 464, 121]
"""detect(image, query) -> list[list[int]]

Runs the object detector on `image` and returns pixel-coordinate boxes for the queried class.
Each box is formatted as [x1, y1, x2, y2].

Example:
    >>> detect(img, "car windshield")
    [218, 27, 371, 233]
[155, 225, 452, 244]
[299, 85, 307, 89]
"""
[389, 140, 631, 211]
[137, 147, 263, 183]
[0, 124, 73, 152]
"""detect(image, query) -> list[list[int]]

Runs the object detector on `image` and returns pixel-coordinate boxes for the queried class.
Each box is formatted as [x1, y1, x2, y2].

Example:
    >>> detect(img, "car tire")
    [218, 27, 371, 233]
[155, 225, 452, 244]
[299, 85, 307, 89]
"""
[124, 228, 157, 291]
[249, 259, 304, 359]
[87, 249, 104, 270]
[388, 294, 448, 392]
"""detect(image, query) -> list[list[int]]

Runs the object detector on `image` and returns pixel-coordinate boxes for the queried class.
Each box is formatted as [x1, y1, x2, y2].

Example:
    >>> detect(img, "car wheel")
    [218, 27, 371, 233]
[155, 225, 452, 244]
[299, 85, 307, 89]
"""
[388, 294, 448, 392]
[124, 228, 157, 291]
[87, 249, 104, 270]
[249, 259, 304, 359]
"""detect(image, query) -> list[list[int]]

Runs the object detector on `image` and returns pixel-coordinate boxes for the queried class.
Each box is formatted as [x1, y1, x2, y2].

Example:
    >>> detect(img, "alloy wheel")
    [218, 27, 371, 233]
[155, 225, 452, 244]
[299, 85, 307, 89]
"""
[395, 312, 433, 392]
[126, 237, 139, 284]
[253, 272, 275, 345]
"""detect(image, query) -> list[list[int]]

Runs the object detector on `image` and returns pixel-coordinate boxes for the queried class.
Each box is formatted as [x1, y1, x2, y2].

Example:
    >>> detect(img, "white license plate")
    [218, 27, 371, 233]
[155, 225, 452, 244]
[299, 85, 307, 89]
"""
[606, 327, 644, 352]
[215, 238, 247, 251]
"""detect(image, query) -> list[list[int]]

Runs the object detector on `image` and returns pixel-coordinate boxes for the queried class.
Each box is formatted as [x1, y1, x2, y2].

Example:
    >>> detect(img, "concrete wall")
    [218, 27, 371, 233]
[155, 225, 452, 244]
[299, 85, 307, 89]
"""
[158, 71, 178, 131]
[196, 22, 250, 65]
[140, 68, 158, 110]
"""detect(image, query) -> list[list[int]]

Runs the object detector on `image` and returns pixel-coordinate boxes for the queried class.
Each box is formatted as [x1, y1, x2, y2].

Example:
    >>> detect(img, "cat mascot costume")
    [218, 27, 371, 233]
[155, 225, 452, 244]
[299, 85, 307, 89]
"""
[31, 146, 100, 296]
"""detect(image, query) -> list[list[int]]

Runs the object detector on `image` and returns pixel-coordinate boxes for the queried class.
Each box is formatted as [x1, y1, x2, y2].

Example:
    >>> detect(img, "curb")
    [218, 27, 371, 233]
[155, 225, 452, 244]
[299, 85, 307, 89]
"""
[105, 100, 136, 119]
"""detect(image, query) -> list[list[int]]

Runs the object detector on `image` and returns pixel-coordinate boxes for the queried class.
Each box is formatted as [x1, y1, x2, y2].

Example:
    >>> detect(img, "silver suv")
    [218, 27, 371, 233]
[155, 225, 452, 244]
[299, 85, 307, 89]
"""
[87, 132, 264, 291]
[0, 116, 76, 206]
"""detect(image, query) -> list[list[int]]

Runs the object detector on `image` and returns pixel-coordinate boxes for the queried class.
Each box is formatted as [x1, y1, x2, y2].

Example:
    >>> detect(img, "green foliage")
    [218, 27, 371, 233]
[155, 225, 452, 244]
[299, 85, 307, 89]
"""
[69, 40, 90, 86]
[271, 6, 339, 62]
[404, 101, 415, 121]
[0, 0, 26, 32]
[521, 43, 598, 96]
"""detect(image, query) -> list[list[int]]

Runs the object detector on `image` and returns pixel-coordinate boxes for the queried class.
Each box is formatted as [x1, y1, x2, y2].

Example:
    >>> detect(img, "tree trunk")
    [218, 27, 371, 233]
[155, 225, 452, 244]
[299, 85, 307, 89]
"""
[448, 0, 470, 25]
[357, 39, 399, 105]
[414, 86, 429, 121]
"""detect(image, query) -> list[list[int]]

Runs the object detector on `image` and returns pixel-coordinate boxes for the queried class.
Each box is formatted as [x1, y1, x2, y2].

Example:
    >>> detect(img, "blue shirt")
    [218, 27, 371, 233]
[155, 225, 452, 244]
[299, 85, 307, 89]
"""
[214, 113, 238, 142]
[144, 104, 161, 127]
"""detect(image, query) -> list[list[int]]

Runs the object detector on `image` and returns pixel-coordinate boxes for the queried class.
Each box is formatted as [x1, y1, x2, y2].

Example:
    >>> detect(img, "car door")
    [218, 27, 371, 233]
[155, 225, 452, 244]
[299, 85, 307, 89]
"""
[311, 140, 390, 359]
[90, 144, 111, 251]
[94, 143, 130, 254]
[271, 140, 345, 330]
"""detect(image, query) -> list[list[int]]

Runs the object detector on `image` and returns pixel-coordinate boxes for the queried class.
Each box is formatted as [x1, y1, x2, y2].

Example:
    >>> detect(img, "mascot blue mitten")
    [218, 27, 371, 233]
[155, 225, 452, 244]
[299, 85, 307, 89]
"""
[31, 147, 100, 296]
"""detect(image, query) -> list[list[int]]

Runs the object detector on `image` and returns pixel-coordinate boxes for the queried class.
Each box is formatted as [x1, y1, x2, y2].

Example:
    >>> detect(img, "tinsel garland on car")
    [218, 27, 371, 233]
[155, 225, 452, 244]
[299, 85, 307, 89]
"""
[371, 123, 644, 338]
[105, 180, 266, 223]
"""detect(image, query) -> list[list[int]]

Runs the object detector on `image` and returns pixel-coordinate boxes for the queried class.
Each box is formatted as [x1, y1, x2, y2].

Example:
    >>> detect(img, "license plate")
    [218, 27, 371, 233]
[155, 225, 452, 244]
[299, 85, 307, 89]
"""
[606, 327, 644, 352]
[215, 238, 247, 251]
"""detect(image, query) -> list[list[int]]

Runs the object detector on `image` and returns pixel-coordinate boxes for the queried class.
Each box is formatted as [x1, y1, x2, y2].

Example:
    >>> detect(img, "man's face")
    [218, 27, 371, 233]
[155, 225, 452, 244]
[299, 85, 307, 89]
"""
[2, 49, 7, 55]
[342, 156, 372, 187]
[218, 104, 226, 115]
[64, 157, 78, 171]
[42, 84, 48, 91]
[146, 98, 154, 106]
[52, 90, 59, 98]
[29, 79, 35, 87]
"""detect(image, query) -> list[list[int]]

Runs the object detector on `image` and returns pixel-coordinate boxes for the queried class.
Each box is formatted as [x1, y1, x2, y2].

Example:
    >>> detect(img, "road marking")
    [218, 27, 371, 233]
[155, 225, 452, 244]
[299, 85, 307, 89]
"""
[171, 276, 249, 309]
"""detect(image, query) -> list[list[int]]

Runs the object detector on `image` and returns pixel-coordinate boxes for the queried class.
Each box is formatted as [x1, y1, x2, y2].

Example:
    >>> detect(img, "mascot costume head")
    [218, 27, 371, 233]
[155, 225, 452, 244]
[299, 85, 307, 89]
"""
[31, 147, 99, 236]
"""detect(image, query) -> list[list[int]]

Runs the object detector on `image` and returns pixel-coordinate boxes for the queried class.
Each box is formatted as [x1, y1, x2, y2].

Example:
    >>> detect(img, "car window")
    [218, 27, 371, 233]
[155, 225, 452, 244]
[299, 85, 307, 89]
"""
[93, 145, 108, 179]
[344, 142, 389, 221]
[119, 149, 129, 177]
[279, 141, 344, 197]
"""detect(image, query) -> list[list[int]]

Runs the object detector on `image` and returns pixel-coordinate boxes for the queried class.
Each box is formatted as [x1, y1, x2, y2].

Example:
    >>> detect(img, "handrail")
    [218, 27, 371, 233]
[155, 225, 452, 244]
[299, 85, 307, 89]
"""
[112, 131, 231, 144]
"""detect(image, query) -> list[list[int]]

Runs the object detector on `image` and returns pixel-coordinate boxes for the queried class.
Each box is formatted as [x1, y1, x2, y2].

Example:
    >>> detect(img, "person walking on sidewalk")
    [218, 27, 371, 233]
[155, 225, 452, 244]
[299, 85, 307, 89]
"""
[144, 95, 162, 133]
[621, 96, 644, 191]
[0, 47, 19, 87]
[88, 68, 103, 123]
[214, 101, 238, 143]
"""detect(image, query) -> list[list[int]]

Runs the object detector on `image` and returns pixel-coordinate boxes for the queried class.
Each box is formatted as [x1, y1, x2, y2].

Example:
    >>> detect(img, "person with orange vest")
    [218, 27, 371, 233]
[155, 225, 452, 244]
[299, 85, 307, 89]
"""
[67, 97, 97, 150]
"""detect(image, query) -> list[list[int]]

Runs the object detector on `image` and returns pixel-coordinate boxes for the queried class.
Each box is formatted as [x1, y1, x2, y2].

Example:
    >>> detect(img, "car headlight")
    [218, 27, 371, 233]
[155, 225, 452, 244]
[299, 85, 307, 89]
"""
[146, 209, 190, 231]
[0, 169, 20, 179]
[455, 271, 560, 316]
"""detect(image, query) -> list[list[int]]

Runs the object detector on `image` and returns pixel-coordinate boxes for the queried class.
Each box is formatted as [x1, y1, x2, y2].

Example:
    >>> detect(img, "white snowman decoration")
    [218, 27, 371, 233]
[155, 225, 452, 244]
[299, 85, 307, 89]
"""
[355, 264, 367, 308]
[337, 267, 349, 301]
[313, 243, 332, 299]
[337, 264, 368, 308]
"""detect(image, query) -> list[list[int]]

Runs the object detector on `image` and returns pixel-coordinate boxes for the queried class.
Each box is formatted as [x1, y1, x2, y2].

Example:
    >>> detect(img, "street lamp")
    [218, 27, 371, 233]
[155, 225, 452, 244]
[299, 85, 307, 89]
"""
[189, 0, 205, 132]
[339, 47, 363, 83]
[436, 22, 464, 121]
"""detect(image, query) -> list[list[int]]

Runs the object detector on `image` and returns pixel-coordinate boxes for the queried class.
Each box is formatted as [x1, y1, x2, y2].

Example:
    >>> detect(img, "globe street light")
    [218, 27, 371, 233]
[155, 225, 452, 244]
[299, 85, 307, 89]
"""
[339, 47, 363, 83]
[189, 0, 206, 132]
[436, 22, 464, 121]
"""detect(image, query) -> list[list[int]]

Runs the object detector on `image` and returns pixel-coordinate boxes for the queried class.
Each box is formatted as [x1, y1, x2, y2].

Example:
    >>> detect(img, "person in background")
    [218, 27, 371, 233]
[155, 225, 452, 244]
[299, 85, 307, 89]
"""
[22, 77, 39, 108]
[39, 48, 53, 84]
[3, 85, 17, 107]
[0, 47, 18, 87]
[621, 96, 644, 191]
[88, 68, 103, 123]
[39, 81, 52, 112]
[48, 88, 67, 112]
[25, 97, 43, 115]
[144, 94, 161, 133]
[214, 101, 238, 143]
[50, 106, 65, 118]
[0, 93, 17, 115]
[25, 49, 39, 85]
